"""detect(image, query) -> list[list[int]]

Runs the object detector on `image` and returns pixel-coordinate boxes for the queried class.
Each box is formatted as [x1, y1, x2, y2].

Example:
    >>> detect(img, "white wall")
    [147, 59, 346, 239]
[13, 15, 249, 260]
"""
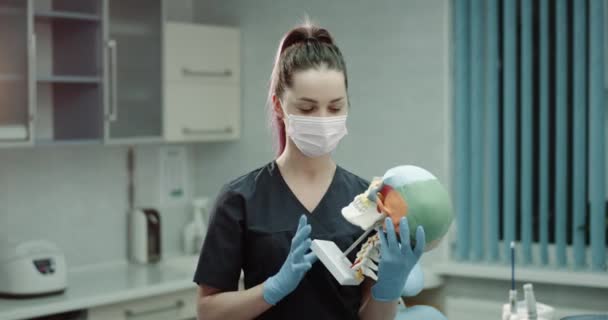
[165, 0, 195, 23]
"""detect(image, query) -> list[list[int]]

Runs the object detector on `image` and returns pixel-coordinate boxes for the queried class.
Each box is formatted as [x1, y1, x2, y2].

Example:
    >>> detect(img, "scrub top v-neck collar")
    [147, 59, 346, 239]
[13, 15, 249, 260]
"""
[271, 160, 340, 216]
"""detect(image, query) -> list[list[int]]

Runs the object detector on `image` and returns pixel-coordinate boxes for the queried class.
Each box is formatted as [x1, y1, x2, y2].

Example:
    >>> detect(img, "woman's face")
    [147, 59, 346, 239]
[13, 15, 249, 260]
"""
[276, 67, 348, 118]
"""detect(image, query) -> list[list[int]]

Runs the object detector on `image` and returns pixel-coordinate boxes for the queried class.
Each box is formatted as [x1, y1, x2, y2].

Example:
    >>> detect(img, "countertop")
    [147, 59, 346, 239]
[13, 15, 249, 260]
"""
[0, 255, 201, 320]
[0, 255, 444, 320]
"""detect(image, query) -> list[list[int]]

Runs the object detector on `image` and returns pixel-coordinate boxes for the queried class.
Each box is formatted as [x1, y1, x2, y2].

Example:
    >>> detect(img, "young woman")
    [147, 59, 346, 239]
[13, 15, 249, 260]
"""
[193, 22, 425, 320]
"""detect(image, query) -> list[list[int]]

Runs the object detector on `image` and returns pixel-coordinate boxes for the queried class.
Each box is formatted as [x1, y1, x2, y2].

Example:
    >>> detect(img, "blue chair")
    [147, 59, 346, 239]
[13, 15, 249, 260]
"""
[396, 304, 447, 320]
[395, 263, 447, 320]
[402, 263, 424, 297]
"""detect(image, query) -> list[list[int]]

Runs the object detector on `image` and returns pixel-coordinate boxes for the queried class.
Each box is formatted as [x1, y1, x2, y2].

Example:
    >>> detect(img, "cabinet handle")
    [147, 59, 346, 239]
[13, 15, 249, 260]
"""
[182, 68, 232, 78]
[182, 126, 233, 135]
[107, 39, 118, 122]
[28, 32, 37, 125]
[124, 299, 184, 318]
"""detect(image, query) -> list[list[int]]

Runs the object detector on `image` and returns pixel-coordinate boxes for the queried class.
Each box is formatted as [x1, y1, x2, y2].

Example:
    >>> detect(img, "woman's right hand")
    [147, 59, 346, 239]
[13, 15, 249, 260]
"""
[263, 215, 317, 305]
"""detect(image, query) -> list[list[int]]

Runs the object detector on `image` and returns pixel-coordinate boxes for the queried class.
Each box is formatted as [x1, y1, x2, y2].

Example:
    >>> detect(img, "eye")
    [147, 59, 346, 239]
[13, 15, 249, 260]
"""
[329, 105, 344, 113]
[297, 105, 315, 113]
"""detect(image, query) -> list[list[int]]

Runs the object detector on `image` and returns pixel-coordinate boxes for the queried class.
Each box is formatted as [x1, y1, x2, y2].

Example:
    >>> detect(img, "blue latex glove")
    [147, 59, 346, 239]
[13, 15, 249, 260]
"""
[402, 262, 424, 297]
[263, 215, 316, 305]
[371, 217, 425, 302]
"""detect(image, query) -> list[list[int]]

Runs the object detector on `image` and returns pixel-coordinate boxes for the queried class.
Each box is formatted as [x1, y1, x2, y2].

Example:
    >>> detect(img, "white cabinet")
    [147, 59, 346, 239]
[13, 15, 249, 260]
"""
[163, 23, 240, 142]
[87, 288, 197, 320]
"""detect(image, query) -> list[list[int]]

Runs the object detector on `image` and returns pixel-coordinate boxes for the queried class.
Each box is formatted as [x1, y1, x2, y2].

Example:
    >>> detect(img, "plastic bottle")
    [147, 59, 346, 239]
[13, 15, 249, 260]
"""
[182, 197, 209, 255]
[524, 283, 538, 320]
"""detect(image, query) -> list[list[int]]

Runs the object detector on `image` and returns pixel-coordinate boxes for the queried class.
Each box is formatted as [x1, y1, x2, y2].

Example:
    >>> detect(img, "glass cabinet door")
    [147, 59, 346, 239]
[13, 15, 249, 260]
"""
[0, 0, 31, 142]
[105, 0, 163, 141]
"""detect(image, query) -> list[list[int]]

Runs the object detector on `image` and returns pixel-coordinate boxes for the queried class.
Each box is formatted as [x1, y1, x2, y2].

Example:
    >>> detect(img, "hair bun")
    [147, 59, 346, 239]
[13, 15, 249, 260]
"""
[280, 25, 335, 54]
[311, 30, 334, 45]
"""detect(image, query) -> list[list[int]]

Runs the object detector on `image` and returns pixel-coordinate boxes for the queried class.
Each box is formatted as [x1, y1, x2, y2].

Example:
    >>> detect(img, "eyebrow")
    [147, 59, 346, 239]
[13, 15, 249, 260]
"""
[297, 97, 345, 103]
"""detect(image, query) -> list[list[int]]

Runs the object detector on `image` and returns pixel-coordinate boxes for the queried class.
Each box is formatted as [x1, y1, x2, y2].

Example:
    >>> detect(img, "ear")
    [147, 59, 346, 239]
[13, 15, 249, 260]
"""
[272, 95, 285, 120]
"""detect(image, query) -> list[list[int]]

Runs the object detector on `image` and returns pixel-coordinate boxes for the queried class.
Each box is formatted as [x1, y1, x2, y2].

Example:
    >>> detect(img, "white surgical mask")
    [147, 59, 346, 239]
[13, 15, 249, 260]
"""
[285, 114, 348, 157]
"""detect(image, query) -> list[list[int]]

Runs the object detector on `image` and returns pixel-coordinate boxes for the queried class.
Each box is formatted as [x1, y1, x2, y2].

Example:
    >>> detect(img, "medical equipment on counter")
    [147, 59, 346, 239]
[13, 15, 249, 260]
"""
[312, 165, 453, 285]
[502, 242, 555, 320]
[525, 283, 538, 320]
[129, 208, 162, 264]
[501, 296, 555, 320]
[0, 240, 67, 298]
[510, 242, 518, 316]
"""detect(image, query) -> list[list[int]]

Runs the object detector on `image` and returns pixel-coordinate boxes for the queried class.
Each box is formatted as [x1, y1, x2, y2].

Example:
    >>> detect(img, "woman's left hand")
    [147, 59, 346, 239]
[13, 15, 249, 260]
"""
[371, 217, 425, 302]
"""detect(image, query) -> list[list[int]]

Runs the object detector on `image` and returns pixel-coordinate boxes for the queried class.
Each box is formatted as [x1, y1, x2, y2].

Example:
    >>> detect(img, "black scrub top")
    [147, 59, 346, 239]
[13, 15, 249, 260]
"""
[193, 161, 369, 319]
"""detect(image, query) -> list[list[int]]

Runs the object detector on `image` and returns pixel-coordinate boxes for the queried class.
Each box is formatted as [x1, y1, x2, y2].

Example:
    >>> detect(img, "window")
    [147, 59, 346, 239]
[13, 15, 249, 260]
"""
[452, 0, 607, 271]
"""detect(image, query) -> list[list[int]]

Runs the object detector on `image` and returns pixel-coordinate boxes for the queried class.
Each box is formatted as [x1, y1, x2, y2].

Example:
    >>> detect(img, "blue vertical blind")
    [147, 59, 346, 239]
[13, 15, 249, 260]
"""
[453, 0, 607, 271]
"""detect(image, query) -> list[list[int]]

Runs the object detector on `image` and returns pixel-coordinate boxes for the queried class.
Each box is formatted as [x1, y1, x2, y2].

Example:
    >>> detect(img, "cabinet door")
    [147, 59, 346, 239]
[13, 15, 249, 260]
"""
[164, 23, 239, 86]
[87, 289, 197, 320]
[163, 23, 240, 142]
[0, 0, 33, 144]
[165, 82, 240, 142]
[104, 0, 163, 142]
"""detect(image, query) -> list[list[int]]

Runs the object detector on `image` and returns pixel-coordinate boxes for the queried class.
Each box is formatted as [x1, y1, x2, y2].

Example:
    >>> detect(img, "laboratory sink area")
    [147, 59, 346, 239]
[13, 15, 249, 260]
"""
[0, 255, 207, 320]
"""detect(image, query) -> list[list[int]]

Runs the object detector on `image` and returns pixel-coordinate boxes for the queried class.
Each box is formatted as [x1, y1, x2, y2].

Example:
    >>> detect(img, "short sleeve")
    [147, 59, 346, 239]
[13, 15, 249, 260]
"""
[193, 186, 244, 291]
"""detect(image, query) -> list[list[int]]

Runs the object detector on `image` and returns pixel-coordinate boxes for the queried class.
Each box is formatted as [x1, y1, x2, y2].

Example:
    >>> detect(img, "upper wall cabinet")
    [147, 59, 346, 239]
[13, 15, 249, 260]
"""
[163, 23, 240, 142]
[0, 0, 163, 146]
[0, 1, 239, 147]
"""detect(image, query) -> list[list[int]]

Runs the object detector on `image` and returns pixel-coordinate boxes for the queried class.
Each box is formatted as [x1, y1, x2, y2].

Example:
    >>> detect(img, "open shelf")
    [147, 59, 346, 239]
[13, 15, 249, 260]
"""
[35, 82, 104, 142]
[35, 10, 100, 22]
[35, 15, 103, 83]
[29, 0, 104, 144]
[37, 75, 101, 84]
